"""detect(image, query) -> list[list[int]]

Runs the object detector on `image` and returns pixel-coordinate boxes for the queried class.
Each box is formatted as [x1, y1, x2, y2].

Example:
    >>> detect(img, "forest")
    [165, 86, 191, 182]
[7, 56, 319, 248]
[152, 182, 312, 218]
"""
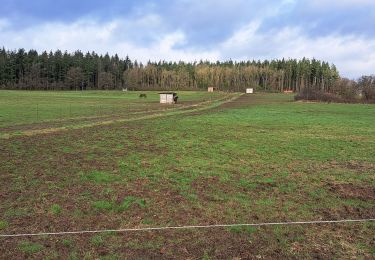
[0, 48, 341, 92]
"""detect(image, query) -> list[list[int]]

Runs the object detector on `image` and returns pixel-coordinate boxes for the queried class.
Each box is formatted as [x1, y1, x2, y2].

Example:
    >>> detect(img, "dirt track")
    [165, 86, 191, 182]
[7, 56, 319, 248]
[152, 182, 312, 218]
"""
[0, 94, 240, 139]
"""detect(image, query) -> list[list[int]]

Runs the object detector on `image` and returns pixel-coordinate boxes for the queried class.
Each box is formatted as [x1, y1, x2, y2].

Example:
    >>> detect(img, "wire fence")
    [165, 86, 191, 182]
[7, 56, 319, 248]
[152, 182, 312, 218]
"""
[1, 218, 374, 238]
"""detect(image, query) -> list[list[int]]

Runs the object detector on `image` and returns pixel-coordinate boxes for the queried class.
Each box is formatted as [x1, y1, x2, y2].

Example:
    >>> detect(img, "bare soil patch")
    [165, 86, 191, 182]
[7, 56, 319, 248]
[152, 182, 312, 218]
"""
[327, 183, 375, 201]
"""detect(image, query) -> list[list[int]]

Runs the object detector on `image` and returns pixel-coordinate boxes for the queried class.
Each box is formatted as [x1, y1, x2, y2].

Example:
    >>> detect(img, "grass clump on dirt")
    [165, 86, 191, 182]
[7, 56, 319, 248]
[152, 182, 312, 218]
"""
[92, 201, 114, 211]
[92, 197, 147, 212]
[117, 196, 147, 212]
[90, 235, 105, 247]
[18, 241, 44, 254]
[50, 204, 62, 215]
[0, 220, 8, 230]
[62, 239, 73, 247]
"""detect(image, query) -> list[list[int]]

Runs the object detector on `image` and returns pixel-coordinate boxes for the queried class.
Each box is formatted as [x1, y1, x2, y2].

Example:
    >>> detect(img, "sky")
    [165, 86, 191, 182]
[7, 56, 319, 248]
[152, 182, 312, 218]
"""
[0, 0, 374, 78]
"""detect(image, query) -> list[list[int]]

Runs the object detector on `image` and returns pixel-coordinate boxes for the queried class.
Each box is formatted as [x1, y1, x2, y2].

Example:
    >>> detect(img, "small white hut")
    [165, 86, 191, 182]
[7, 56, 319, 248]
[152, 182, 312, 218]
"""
[246, 88, 254, 94]
[208, 87, 217, 92]
[159, 92, 178, 104]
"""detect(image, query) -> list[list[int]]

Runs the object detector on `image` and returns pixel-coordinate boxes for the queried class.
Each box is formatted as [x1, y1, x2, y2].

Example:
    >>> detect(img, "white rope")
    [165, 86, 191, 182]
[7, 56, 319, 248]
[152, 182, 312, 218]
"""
[0, 219, 374, 238]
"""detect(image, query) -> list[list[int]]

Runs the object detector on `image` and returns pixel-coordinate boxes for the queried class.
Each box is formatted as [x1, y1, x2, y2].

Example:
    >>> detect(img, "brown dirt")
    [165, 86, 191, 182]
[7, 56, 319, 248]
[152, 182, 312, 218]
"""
[327, 183, 375, 201]
[319, 160, 375, 173]
[318, 205, 375, 220]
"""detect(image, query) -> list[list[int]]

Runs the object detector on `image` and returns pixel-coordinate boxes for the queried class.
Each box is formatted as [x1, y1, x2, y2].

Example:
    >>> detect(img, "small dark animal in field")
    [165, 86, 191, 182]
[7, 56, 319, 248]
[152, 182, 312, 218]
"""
[174, 95, 178, 103]
[139, 93, 147, 98]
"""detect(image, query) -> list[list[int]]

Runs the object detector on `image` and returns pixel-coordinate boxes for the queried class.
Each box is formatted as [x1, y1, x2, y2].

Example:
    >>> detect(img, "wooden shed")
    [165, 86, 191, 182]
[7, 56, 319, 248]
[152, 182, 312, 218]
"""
[208, 87, 217, 92]
[246, 88, 254, 94]
[159, 92, 178, 104]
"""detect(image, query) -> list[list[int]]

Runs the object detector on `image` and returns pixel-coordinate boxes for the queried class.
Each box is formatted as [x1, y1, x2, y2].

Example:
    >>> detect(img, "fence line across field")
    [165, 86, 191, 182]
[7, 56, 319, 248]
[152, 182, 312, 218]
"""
[1, 218, 374, 238]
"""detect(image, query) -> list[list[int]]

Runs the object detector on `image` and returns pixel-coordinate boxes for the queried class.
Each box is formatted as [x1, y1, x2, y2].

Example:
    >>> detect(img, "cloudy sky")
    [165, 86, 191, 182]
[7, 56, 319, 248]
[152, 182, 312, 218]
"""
[0, 0, 374, 78]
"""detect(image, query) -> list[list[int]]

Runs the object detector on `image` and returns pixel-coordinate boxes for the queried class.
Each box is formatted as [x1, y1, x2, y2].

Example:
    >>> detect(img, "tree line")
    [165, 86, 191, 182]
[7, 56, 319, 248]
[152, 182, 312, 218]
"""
[0, 48, 343, 92]
[296, 75, 375, 103]
[0, 48, 133, 90]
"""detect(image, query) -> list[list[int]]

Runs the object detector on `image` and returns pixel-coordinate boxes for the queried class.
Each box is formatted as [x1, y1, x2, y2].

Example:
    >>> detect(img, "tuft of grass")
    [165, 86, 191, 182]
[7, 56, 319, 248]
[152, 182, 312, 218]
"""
[92, 197, 147, 212]
[18, 241, 44, 254]
[90, 235, 105, 247]
[92, 200, 114, 211]
[117, 196, 147, 212]
[239, 179, 258, 190]
[0, 220, 8, 230]
[228, 226, 257, 235]
[50, 204, 62, 215]
[202, 251, 212, 260]
[62, 239, 72, 247]
[261, 177, 275, 184]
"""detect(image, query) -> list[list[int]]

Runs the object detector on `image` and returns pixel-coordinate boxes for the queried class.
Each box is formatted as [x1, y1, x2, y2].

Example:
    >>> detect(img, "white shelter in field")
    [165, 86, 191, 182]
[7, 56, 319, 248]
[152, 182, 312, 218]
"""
[246, 88, 254, 94]
[208, 87, 217, 92]
[159, 92, 178, 104]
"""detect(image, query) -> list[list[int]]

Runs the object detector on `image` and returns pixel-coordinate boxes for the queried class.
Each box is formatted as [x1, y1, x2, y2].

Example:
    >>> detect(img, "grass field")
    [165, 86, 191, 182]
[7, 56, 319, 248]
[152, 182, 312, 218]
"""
[0, 90, 225, 128]
[0, 91, 374, 259]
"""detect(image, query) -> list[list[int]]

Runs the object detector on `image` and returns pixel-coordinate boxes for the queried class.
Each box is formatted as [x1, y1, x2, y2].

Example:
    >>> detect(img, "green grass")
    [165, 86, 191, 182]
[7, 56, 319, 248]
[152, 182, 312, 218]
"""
[0, 220, 8, 230]
[50, 204, 62, 215]
[0, 90, 224, 127]
[92, 201, 114, 211]
[90, 235, 105, 247]
[0, 92, 374, 259]
[18, 241, 44, 254]
[92, 197, 147, 212]
[80, 171, 120, 184]
[117, 196, 147, 212]
[62, 239, 73, 247]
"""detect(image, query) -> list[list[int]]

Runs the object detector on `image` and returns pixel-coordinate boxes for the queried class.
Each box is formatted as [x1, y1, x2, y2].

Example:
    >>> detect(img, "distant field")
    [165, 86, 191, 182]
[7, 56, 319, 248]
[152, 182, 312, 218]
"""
[0, 91, 374, 259]
[0, 90, 225, 128]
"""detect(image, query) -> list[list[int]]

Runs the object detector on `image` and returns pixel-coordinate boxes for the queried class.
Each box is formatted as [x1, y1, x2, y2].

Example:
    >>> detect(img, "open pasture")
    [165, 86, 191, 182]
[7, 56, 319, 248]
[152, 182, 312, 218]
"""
[0, 90, 225, 128]
[0, 91, 374, 259]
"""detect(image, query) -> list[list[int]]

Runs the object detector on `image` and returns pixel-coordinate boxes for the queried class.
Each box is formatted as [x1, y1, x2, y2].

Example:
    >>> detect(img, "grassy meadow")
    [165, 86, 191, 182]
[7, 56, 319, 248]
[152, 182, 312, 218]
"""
[0, 91, 374, 259]
[0, 90, 225, 128]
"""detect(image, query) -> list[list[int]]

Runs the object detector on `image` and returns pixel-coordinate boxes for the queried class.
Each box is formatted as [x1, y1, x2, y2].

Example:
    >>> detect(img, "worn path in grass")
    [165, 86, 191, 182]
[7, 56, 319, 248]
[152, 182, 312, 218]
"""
[0, 92, 240, 139]
[0, 90, 227, 127]
[0, 93, 374, 259]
